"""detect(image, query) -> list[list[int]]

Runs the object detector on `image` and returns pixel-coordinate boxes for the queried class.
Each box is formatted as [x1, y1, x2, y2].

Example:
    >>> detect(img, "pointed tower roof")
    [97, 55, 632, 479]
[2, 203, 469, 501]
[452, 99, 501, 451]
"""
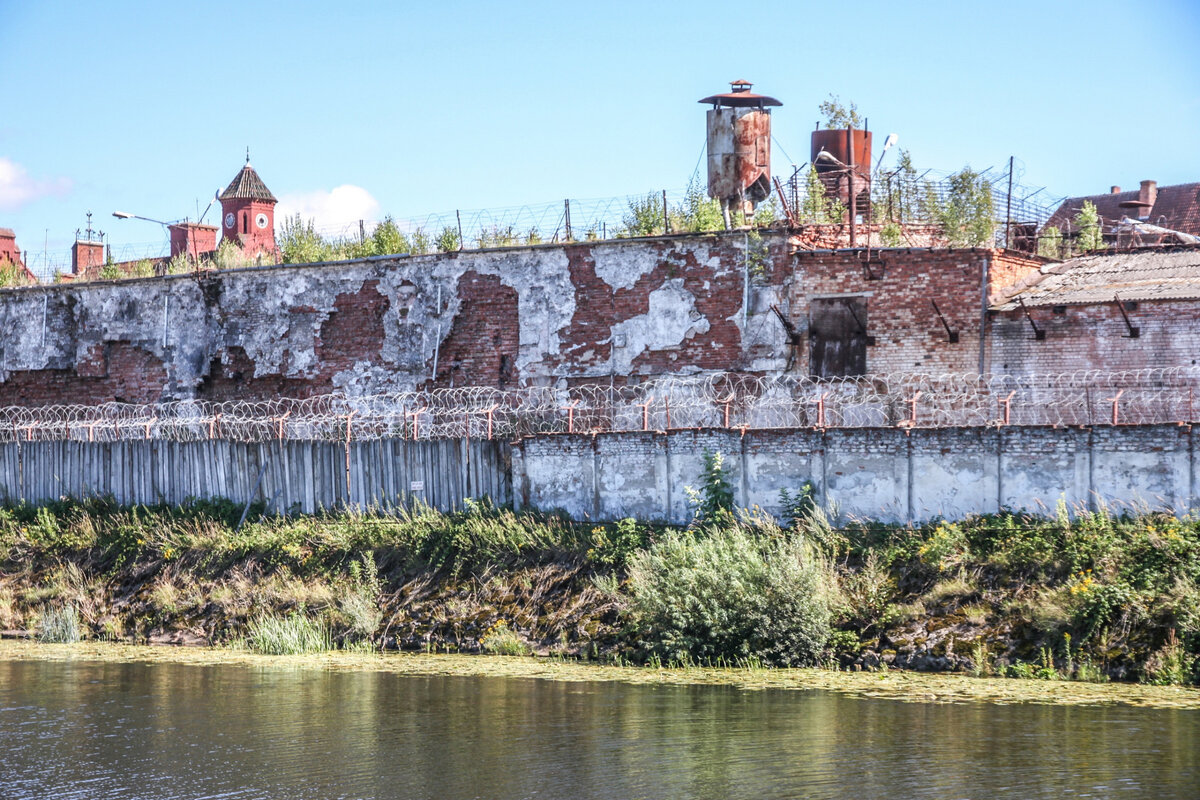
[219, 156, 277, 202]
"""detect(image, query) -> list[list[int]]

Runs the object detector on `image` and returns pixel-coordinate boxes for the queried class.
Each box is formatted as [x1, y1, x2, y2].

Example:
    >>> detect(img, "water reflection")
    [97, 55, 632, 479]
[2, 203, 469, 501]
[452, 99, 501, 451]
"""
[1, 659, 1196, 799]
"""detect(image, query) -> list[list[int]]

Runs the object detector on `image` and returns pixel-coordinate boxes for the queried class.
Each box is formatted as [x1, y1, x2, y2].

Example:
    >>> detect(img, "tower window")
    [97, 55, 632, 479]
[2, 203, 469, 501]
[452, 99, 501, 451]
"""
[241, 213, 248, 234]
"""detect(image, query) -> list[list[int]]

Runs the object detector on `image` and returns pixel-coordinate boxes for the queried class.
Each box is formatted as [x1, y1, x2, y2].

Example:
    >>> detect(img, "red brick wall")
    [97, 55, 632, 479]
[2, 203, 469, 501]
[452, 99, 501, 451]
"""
[786, 248, 993, 375]
[169, 223, 218, 260]
[1, 341, 167, 406]
[431, 271, 520, 388]
[988, 251, 1044, 303]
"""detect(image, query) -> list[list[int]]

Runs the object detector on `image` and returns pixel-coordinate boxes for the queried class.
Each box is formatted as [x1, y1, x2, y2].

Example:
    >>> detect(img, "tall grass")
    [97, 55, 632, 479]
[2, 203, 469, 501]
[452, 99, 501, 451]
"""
[37, 605, 81, 643]
[246, 613, 332, 655]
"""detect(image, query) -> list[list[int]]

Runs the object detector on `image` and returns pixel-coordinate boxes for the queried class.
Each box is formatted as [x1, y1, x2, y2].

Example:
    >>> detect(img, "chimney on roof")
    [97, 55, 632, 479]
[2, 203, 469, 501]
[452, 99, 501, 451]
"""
[1139, 180, 1158, 217]
[1110, 186, 1121, 194]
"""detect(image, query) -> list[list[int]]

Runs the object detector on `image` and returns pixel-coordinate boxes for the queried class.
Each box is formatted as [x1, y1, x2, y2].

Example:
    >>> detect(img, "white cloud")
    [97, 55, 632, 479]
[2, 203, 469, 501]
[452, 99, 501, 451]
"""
[0, 157, 72, 211]
[275, 185, 381, 236]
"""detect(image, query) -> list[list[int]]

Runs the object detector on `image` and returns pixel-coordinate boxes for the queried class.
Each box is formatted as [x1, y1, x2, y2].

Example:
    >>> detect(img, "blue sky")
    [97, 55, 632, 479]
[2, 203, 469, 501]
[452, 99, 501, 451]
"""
[2, 0, 1198, 276]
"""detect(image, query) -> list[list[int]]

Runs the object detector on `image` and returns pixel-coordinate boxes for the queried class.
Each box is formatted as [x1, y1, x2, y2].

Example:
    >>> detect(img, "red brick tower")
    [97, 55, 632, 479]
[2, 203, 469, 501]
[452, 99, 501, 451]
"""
[219, 151, 277, 261]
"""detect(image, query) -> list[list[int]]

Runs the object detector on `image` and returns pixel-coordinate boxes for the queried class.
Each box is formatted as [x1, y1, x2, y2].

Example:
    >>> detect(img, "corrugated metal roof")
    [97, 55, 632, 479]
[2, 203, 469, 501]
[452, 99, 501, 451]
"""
[219, 164, 277, 202]
[991, 246, 1200, 309]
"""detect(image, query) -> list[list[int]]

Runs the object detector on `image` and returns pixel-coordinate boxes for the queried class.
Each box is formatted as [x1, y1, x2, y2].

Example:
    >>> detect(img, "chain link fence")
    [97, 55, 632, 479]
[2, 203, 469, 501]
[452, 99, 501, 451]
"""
[1, 368, 1194, 444]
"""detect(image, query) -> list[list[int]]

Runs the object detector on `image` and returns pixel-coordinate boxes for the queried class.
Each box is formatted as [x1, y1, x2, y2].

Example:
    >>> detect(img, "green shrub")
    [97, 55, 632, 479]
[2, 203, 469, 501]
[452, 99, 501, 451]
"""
[1142, 630, 1195, 685]
[837, 549, 899, 634]
[587, 518, 648, 568]
[627, 524, 834, 666]
[1005, 661, 1035, 679]
[338, 552, 383, 642]
[246, 612, 332, 655]
[480, 620, 531, 656]
[916, 521, 969, 573]
[779, 482, 817, 530]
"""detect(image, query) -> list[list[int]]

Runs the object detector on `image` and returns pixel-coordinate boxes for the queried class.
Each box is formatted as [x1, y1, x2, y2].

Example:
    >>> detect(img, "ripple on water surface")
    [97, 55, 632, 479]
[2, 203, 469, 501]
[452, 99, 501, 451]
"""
[0, 659, 1197, 799]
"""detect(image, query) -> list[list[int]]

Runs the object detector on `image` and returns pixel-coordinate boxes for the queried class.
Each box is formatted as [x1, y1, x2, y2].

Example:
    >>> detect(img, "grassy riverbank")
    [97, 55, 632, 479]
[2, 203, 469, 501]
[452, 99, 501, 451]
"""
[1, 493, 1198, 687]
[2, 640, 1197, 710]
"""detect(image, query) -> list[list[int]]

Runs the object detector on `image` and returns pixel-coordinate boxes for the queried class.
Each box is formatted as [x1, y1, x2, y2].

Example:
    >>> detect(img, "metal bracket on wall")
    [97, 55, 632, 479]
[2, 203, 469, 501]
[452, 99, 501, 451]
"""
[770, 304, 804, 370]
[1017, 297, 1046, 340]
[842, 298, 876, 346]
[859, 250, 885, 281]
[1113, 293, 1140, 338]
[930, 299, 960, 343]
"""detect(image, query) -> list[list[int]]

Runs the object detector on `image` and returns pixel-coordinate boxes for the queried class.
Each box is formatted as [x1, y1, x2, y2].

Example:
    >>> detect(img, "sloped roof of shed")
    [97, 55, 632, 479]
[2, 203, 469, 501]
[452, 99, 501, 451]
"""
[990, 246, 1200, 309]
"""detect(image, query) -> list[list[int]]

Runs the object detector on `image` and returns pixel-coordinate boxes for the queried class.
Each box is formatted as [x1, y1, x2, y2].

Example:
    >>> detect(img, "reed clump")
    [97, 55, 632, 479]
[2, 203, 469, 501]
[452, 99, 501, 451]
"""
[246, 612, 332, 655]
[37, 605, 81, 643]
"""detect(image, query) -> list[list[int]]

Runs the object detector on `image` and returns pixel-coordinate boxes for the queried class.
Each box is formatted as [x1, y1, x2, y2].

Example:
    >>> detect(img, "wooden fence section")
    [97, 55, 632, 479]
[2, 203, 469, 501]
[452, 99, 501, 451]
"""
[0, 438, 511, 514]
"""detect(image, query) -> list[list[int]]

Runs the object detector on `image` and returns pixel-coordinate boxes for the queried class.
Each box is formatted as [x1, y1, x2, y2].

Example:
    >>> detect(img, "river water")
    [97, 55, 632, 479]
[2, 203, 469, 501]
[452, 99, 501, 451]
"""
[1, 658, 1196, 799]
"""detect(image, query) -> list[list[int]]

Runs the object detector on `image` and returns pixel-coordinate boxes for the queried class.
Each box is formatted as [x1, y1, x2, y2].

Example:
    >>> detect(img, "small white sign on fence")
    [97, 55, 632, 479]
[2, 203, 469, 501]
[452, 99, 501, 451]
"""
[410, 480, 425, 492]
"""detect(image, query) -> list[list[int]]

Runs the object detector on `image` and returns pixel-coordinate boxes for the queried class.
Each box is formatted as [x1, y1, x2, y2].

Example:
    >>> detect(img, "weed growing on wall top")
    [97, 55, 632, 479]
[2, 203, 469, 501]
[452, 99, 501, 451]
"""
[685, 451, 735, 526]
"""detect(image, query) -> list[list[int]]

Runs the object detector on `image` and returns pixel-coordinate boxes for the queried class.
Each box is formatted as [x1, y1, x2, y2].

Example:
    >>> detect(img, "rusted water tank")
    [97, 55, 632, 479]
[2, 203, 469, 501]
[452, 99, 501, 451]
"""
[811, 128, 872, 207]
[699, 80, 781, 220]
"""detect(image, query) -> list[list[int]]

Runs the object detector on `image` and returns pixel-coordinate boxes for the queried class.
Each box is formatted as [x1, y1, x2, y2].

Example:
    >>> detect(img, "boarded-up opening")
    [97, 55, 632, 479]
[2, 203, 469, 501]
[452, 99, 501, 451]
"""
[809, 297, 868, 378]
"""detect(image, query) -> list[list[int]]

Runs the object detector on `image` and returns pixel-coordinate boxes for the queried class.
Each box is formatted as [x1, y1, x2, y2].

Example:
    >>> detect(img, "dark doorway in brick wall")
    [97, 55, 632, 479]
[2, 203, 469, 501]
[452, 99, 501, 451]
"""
[809, 297, 868, 378]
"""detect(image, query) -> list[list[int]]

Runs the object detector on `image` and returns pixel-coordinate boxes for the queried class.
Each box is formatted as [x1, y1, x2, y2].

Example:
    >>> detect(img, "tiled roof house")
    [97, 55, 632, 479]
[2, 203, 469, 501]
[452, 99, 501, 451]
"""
[1044, 180, 1200, 244]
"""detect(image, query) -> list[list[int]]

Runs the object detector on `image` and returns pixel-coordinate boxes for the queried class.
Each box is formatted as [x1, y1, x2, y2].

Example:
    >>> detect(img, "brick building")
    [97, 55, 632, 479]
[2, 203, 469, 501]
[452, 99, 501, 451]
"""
[0, 228, 37, 283]
[988, 246, 1200, 374]
[0, 229, 1194, 406]
[218, 157, 277, 262]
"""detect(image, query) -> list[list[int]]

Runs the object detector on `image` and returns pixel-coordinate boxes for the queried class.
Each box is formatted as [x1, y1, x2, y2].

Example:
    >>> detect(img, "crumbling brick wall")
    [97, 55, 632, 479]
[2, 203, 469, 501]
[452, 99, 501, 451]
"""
[0, 231, 1140, 408]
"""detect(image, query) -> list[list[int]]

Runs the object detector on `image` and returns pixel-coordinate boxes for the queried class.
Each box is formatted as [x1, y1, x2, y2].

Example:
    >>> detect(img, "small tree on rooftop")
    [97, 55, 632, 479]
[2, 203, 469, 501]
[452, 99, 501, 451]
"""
[1038, 226, 1063, 259]
[372, 216, 412, 256]
[874, 148, 922, 223]
[928, 167, 996, 247]
[436, 225, 460, 252]
[623, 192, 665, 236]
[799, 166, 846, 224]
[410, 228, 432, 255]
[818, 94, 864, 129]
[1074, 200, 1106, 252]
[676, 178, 724, 233]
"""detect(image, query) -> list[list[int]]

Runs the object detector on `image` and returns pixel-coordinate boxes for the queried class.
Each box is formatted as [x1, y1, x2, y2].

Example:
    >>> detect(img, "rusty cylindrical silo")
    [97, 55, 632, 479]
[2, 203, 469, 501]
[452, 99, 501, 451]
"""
[811, 127, 872, 210]
[699, 80, 781, 227]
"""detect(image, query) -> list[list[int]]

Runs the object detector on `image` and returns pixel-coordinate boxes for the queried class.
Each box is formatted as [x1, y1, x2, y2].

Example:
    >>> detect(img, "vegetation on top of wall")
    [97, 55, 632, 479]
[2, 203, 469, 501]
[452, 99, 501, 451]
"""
[621, 179, 729, 237]
[0, 262, 36, 288]
[927, 167, 996, 247]
[1074, 200, 1106, 252]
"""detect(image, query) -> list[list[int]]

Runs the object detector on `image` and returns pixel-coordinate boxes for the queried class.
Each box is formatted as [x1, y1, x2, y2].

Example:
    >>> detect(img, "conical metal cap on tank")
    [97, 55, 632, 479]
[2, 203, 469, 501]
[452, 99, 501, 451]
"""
[699, 80, 781, 225]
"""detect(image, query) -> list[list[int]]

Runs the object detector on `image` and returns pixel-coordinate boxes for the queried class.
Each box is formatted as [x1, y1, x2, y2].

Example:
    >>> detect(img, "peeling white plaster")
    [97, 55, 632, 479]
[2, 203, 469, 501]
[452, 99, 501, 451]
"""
[608, 278, 711, 374]
[593, 244, 660, 291]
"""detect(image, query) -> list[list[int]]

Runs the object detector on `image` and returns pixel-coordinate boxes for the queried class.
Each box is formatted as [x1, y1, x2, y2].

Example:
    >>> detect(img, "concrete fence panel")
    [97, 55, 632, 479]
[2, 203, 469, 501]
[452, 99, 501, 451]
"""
[0, 438, 511, 514]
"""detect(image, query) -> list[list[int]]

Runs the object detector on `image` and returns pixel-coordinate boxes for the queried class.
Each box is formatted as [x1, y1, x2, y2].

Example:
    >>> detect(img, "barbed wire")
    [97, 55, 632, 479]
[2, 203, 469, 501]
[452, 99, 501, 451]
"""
[1, 368, 1194, 444]
[22, 170, 1060, 284]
